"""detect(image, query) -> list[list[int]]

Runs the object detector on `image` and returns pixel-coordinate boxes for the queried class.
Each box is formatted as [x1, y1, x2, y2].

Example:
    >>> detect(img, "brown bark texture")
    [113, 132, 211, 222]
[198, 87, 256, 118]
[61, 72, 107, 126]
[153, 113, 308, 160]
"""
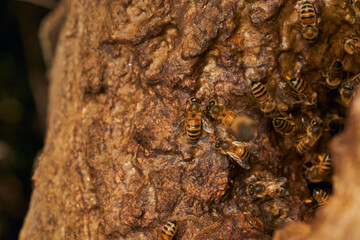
[20, 0, 360, 239]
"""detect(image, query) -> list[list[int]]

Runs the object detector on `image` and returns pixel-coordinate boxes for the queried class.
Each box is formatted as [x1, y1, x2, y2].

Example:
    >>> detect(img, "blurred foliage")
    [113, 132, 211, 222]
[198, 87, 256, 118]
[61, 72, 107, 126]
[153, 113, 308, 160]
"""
[0, 0, 51, 239]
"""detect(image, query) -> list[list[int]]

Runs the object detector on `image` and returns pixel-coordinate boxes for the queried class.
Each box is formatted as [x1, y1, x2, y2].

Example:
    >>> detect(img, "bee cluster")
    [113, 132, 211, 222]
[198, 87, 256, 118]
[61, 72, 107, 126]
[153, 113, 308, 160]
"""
[157, 1, 360, 239]
[181, 0, 360, 234]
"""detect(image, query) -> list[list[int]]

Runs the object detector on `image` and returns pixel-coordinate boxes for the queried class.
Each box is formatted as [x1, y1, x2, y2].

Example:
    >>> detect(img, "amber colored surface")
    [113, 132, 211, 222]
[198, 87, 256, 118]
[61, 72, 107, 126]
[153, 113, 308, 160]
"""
[20, 0, 360, 239]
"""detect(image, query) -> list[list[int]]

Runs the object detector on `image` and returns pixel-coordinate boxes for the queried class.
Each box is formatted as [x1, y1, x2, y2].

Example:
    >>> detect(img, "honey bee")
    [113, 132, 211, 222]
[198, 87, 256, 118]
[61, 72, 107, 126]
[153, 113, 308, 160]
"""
[296, 117, 323, 154]
[207, 101, 255, 141]
[339, 80, 356, 107]
[185, 97, 213, 142]
[305, 188, 329, 206]
[250, 81, 277, 116]
[159, 221, 177, 240]
[185, 98, 202, 141]
[351, 0, 360, 15]
[318, 153, 332, 174]
[324, 113, 344, 135]
[300, 1, 319, 41]
[343, 35, 360, 55]
[351, 73, 360, 85]
[272, 115, 295, 135]
[246, 177, 288, 200]
[284, 75, 317, 107]
[312, 188, 329, 205]
[214, 138, 251, 169]
[325, 60, 344, 89]
[206, 100, 238, 127]
[304, 153, 332, 183]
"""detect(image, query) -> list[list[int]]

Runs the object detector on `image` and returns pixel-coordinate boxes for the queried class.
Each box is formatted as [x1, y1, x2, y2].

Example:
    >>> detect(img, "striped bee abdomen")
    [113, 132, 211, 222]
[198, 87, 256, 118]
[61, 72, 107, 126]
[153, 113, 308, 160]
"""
[272, 117, 294, 134]
[235, 146, 251, 161]
[290, 77, 310, 95]
[329, 61, 343, 79]
[300, 1, 316, 25]
[185, 115, 201, 141]
[319, 154, 332, 175]
[160, 221, 177, 240]
[251, 81, 270, 103]
[351, 73, 360, 85]
[297, 137, 313, 154]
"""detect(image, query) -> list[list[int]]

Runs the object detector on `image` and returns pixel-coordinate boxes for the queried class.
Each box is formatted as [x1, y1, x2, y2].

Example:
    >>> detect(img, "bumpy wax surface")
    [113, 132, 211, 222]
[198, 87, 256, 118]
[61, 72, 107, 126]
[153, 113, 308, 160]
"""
[20, 0, 360, 239]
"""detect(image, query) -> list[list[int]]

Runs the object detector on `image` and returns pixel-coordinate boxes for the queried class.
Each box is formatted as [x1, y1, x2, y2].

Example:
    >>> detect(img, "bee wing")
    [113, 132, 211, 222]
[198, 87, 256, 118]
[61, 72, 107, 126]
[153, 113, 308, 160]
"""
[245, 175, 257, 183]
[232, 141, 242, 147]
[277, 177, 288, 185]
[266, 183, 283, 194]
[227, 151, 250, 169]
[266, 179, 288, 196]
[265, 183, 275, 191]
[202, 117, 214, 134]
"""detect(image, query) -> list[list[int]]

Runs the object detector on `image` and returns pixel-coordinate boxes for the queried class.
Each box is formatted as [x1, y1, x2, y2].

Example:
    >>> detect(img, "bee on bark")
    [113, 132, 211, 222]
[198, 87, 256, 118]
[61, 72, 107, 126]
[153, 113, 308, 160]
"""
[343, 35, 360, 55]
[300, 1, 319, 41]
[325, 60, 344, 89]
[246, 177, 288, 200]
[324, 113, 344, 135]
[351, 73, 360, 85]
[214, 138, 251, 169]
[185, 97, 213, 142]
[340, 80, 356, 107]
[304, 153, 332, 183]
[272, 115, 295, 135]
[284, 75, 317, 107]
[159, 221, 177, 240]
[250, 81, 277, 117]
[265, 198, 290, 229]
[207, 101, 236, 127]
[296, 117, 323, 154]
[207, 100, 255, 141]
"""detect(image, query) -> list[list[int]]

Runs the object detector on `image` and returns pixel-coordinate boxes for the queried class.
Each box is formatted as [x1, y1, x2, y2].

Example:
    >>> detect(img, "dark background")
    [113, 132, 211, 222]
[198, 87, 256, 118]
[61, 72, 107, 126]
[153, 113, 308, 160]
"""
[0, 0, 55, 239]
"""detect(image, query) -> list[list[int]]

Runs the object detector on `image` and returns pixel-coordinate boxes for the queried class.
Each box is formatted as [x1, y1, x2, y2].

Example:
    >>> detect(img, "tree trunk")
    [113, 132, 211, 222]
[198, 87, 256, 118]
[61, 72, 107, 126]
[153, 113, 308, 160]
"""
[20, 0, 360, 239]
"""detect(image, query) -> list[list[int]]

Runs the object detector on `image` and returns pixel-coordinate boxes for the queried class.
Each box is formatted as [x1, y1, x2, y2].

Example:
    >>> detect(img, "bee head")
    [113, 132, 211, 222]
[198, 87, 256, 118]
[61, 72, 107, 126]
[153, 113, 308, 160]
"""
[247, 183, 254, 195]
[206, 100, 216, 111]
[342, 82, 355, 99]
[332, 60, 343, 69]
[285, 75, 298, 85]
[263, 101, 276, 116]
[311, 117, 323, 127]
[254, 183, 264, 194]
[306, 25, 314, 30]
[214, 138, 223, 149]
[343, 82, 354, 91]
[313, 188, 321, 198]
[273, 118, 282, 126]
[328, 118, 343, 134]
[310, 117, 323, 135]
[342, 90, 354, 99]
[191, 97, 201, 103]
[187, 97, 202, 113]
[221, 139, 231, 150]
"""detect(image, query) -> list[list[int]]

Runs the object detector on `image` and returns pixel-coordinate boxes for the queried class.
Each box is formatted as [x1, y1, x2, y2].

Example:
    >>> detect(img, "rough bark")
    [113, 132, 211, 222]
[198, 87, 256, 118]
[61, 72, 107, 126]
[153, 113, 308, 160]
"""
[20, 0, 360, 239]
